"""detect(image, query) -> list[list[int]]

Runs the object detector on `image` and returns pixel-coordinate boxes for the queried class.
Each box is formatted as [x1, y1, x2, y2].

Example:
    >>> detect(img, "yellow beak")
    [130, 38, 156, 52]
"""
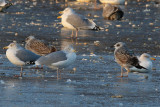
[150, 57, 156, 61]
[3, 46, 9, 49]
[57, 16, 62, 19]
[59, 11, 63, 14]
[72, 50, 77, 53]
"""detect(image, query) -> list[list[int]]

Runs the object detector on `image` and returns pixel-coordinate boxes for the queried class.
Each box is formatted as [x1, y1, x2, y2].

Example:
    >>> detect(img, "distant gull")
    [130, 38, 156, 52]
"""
[0, 0, 13, 12]
[114, 42, 146, 77]
[58, 7, 100, 37]
[25, 36, 56, 56]
[102, 3, 124, 20]
[99, 0, 125, 5]
[130, 53, 156, 73]
[3, 42, 40, 77]
[35, 45, 76, 79]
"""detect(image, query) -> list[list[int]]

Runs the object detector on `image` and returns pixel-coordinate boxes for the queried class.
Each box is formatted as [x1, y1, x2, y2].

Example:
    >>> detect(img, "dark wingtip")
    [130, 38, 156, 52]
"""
[135, 65, 147, 70]
[92, 25, 101, 31]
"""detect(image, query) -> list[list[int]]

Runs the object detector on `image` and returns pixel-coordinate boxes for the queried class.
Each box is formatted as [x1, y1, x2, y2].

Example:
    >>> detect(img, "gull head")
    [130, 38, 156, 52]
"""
[114, 42, 125, 49]
[3, 42, 21, 50]
[25, 36, 35, 43]
[63, 45, 76, 53]
[63, 7, 74, 14]
[140, 53, 156, 61]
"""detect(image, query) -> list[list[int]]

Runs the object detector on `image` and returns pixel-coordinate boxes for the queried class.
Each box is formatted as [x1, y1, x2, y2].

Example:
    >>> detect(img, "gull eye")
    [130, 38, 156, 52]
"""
[116, 44, 120, 47]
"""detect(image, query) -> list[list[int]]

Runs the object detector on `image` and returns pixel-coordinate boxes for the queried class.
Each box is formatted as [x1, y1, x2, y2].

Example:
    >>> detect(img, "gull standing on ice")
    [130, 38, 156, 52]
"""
[102, 3, 124, 20]
[57, 7, 100, 37]
[0, 0, 12, 12]
[25, 36, 56, 56]
[3, 42, 40, 77]
[130, 53, 156, 73]
[114, 42, 146, 77]
[35, 45, 76, 79]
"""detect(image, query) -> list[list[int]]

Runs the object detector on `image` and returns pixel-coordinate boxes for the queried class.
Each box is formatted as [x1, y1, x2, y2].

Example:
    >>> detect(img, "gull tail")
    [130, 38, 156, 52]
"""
[4, 3, 13, 9]
[25, 61, 35, 65]
[135, 64, 147, 70]
[92, 25, 101, 31]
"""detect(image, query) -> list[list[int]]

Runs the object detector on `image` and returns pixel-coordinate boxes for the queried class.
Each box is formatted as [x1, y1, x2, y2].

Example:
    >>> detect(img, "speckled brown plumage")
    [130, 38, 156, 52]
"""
[25, 36, 56, 56]
[114, 42, 146, 77]
[102, 3, 124, 20]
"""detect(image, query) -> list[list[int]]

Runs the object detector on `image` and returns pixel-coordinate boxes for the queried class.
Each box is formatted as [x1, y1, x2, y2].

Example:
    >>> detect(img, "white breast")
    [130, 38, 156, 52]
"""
[140, 60, 152, 71]
[0, 0, 6, 6]
[61, 14, 75, 29]
[51, 52, 76, 69]
[6, 49, 25, 66]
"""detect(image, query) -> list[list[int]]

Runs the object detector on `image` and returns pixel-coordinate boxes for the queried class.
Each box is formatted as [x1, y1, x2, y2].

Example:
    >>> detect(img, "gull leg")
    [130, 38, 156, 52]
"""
[124, 68, 130, 77]
[76, 29, 78, 38]
[117, 67, 123, 77]
[57, 68, 59, 80]
[94, 0, 97, 9]
[59, 70, 62, 79]
[76, 37, 78, 45]
[71, 30, 74, 37]
[41, 65, 43, 69]
[121, 67, 129, 77]
[20, 66, 23, 77]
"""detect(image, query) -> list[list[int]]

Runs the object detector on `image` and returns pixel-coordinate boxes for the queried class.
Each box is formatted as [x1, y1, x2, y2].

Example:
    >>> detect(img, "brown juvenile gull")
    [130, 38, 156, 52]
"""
[0, 0, 13, 12]
[35, 45, 76, 79]
[25, 36, 56, 56]
[130, 53, 156, 73]
[57, 7, 100, 37]
[102, 3, 124, 20]
[3, 42, 40, 77]
[114, 42, 146, 77]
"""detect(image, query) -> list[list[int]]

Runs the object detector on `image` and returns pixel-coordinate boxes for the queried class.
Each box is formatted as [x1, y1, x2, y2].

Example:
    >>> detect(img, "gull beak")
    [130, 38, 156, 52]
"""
[72, 49, 77, 53]
[3, 46, 9, 49]
[59, 11, 63, 14]
[57, 16, 62, 19]
[150, 57, 156, 61]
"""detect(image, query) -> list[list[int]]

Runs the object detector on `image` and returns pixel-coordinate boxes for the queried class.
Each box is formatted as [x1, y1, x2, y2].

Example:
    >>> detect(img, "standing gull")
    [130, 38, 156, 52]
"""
[25, 36, 56, 56]
[130, 53, 156, 73]
[3, 42, 40, 77]
[0, 0, 12, 12]
[35, 45, 76, 79]
[114, 42, 146, 77]
[102, 3, 124, 20]
[58, 7, 100, 37]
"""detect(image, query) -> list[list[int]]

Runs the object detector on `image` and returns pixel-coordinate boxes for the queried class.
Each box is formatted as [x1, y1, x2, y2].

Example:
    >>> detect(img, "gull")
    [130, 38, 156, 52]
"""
[130, 53, 156, 73]
[25, 36, 56, 56]
[114, 42, 146, 77]
[102, 3, 124, 20]
[3, 42, 40, 77]
[35, 45, 76, 79]
[0, 0, 13, 12]
[57, 7, 100, 37]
